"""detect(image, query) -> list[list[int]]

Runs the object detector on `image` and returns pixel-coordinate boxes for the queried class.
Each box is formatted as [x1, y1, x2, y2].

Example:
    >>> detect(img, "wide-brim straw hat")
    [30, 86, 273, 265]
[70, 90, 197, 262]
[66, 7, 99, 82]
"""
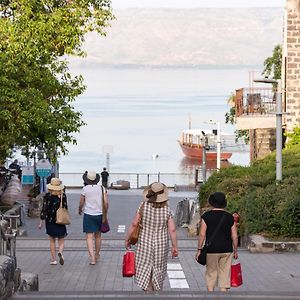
[82, 170, 100, 185]
[46, 177, 64, 191]
[143, 182, 168, 203]
[208, 192, 227, 208]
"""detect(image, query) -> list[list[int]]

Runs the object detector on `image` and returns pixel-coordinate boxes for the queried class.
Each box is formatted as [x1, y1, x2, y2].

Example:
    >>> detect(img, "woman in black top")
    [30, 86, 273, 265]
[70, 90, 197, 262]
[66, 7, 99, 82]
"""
[196, 192, 238, 291]
[39, 177, 68, 266]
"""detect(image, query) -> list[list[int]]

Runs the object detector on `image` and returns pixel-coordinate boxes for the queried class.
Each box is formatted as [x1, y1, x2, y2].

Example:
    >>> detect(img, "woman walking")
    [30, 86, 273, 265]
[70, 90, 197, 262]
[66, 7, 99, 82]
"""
[125, 182, 178, 291]
[196, 192, 238, 292]
[78, 170, 108, 265]
[38, 177, 68, 265]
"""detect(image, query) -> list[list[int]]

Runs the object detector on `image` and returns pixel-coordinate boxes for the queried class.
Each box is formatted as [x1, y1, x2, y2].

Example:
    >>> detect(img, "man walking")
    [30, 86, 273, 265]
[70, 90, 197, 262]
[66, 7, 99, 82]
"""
[101, 167, 109, 188]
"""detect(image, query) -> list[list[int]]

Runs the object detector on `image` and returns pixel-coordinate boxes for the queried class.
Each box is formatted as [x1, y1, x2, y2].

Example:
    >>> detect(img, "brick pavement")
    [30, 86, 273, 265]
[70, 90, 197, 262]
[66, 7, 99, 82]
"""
[12, 189, 300, 296]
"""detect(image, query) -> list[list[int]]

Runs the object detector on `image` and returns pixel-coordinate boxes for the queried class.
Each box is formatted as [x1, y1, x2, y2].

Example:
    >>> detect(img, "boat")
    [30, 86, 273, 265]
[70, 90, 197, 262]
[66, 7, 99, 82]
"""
[178, 129, 233, 160]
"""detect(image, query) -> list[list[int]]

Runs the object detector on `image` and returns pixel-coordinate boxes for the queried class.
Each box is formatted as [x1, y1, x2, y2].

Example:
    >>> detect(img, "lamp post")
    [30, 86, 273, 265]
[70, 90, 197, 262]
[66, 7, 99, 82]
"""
[206, 120, 221, 172]
[253, 78, 283, 182]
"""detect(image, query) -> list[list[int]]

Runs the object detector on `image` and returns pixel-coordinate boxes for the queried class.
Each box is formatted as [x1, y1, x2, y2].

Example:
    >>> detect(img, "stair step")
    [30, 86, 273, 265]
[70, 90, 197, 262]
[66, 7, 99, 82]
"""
[12, 290, 300, 300]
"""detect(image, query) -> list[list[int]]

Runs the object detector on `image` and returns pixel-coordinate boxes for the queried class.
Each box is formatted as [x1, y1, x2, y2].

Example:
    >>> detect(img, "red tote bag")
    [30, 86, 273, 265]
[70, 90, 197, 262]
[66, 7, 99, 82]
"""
[231, 261, 243, 287]
[122, 251, 136, 277]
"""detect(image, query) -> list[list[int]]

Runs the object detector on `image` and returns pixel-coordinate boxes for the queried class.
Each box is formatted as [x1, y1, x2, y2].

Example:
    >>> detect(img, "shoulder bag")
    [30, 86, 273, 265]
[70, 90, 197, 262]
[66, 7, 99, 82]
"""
[56, 194, 71, 225]
[101, 186, 110, 233]
[197, 213, 226, 266]
[128, 202, 145, 245]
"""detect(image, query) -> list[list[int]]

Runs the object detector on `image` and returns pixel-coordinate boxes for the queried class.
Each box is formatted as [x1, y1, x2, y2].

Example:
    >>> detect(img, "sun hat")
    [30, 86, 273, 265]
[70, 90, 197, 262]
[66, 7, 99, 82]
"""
[208, 192, 227, 209]
[82, 170, 100, 185]
[143, 182, 168, 203]
[46, 177, 64, 191]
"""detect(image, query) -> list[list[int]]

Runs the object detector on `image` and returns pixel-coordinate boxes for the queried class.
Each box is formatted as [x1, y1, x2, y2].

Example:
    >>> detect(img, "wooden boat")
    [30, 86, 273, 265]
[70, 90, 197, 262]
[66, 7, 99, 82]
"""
[178, 129, 233, 160]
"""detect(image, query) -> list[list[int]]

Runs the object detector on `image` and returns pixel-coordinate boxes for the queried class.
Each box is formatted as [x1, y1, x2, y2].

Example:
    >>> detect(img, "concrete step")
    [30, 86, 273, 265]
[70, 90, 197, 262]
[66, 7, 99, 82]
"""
[11, 290, 300, 300]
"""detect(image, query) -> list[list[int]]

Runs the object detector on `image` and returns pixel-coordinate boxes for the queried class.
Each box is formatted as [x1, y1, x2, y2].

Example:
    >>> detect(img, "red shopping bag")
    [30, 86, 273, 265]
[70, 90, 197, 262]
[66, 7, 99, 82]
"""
[231, 261, 243, 287]
[122, 251, 135, 277]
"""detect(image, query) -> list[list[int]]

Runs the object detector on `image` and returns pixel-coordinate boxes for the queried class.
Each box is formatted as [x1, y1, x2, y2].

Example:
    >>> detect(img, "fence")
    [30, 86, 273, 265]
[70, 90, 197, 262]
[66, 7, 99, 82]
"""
[60, 171, 206, 189]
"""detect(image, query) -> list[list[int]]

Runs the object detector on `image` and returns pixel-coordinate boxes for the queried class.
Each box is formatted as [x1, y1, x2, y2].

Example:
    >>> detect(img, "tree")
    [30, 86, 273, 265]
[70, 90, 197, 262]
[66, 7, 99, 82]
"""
[262, 44, 282, 79]
[224, 93, 249, 143]
[0, 0, 114, 163]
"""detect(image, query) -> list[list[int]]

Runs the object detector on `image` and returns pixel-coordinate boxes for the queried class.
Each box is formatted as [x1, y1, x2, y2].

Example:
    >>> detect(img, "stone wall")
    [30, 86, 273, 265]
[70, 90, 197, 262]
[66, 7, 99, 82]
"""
[285, 0, 300, 132]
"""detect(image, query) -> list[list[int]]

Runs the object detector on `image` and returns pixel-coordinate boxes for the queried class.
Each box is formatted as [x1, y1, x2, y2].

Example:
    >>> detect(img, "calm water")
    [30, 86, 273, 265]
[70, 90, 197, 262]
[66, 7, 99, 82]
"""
[60, 67, 251, 174]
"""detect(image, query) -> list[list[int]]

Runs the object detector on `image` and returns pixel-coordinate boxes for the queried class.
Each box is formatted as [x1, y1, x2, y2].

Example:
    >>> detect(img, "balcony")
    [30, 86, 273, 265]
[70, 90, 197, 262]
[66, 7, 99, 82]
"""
[235, 87, 277, 130]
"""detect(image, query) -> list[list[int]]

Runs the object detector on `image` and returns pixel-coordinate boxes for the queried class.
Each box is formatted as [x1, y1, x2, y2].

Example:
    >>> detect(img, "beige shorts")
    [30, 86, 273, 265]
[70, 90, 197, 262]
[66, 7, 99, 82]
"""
[205, 252, 233, 290]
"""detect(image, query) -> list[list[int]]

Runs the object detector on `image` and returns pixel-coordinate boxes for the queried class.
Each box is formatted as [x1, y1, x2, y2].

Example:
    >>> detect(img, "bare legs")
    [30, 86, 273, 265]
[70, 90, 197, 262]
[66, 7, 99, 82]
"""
[49, 237, 56, 262]
[86, 232, 102, 264]
[49, 237, 65, 264]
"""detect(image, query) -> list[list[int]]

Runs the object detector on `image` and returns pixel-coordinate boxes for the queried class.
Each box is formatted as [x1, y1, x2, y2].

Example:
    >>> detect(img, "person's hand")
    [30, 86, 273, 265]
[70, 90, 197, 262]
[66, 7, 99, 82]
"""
[233, 250, 238, 259]
[78, 208, 82, 215]
[125, 239, 130, 250]
[171, 246, 178, 258]
[38, 222, 42, 230]
[195, 249, 201, 261]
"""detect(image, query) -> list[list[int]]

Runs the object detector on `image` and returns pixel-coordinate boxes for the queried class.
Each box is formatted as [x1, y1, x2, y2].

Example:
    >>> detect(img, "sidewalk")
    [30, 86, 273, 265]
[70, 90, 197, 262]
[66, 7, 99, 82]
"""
[12, 190, 300, 296]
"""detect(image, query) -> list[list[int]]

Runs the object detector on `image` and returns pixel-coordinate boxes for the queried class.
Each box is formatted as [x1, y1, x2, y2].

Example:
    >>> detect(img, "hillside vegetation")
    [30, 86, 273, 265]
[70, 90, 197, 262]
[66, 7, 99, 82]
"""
[199, 145, 300, 238]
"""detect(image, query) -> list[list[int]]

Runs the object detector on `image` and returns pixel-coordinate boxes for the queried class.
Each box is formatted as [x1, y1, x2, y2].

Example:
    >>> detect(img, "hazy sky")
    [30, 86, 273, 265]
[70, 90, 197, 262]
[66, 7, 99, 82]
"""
[112, 0, 286, 8]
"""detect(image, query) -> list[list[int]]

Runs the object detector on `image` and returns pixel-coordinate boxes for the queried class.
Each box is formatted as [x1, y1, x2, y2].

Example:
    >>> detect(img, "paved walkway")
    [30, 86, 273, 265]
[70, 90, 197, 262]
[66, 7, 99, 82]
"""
[10, 189, 300, 298]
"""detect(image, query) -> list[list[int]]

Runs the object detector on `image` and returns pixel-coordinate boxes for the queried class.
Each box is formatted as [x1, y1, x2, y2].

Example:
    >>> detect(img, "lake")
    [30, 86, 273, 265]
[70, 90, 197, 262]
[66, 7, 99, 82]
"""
[60, 67, 251, 174]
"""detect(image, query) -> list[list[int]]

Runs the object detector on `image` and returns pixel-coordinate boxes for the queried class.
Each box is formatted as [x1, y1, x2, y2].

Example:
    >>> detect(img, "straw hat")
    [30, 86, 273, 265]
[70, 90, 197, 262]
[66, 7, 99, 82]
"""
[143, 182, 168, 203]
[208, 192, 227, 208]
[46, 177, 64, 191]
[82, 170, 100, 185]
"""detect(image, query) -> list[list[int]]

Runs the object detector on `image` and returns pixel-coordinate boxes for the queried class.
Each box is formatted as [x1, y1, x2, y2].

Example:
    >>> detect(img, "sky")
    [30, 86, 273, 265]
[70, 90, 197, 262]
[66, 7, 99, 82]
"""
[112, 0, 286, 8]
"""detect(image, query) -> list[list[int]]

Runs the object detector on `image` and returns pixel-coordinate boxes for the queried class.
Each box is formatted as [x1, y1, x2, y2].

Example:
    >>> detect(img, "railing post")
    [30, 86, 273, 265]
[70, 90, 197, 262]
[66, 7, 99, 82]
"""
[147, 174, 150, 186]
[158, 172, 160, 182]
[136, 174, 139, 189]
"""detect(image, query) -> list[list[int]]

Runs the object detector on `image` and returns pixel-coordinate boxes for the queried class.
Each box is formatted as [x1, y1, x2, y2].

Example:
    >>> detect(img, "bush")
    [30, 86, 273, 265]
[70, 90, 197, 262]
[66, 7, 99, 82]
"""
[199, 145, 300, 238]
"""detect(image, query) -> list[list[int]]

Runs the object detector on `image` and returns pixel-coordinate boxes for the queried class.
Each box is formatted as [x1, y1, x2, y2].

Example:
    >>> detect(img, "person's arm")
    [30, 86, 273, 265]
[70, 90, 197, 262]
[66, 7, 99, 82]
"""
[63, 194, 68, 210]
[195, 218, 207, 260]
[38, 197, 46, 229]
[78, 194, 85, 215]
[231, 222, 238, 259]
[168, 217, 178, 258]
[103, 188, 109, 211]
[125, 212, 141, 250]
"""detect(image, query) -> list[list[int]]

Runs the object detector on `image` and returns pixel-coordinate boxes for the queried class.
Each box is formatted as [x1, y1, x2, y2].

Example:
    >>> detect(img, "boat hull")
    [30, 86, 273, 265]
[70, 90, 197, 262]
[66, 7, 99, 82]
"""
[178, 142, 232, 160]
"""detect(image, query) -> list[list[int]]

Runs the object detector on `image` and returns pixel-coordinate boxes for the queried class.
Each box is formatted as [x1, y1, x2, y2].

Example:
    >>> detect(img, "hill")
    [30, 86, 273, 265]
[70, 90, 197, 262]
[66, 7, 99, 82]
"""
[69, 7, 284, 68]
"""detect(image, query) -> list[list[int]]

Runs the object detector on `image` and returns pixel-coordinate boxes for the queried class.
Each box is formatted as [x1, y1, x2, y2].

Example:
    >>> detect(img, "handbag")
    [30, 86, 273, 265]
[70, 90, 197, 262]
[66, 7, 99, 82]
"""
[128, 202, 145, 245]
[101, 186, 110, 233]
[197, 213, 226, 266]
[122, 251, 135, 277]
[56, 194, 71, 225]
[231, 260, 243, 287]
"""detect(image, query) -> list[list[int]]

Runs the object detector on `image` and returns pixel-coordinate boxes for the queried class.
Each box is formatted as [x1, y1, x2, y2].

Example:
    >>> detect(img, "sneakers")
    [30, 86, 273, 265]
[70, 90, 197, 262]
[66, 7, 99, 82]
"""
[50, 260, 57, 265]
[58, 252, 64, 265]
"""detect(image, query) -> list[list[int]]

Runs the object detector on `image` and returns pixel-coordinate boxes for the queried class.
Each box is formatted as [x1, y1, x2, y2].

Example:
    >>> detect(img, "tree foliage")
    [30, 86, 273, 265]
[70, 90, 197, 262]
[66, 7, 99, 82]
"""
[0, 0, 114, 163]
[262, 44, 282, 79]
[199, 145, 300, 238]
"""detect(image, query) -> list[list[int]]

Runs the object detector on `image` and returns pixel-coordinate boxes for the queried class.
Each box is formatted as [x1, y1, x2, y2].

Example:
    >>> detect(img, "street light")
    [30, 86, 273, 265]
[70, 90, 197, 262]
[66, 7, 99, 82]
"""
[205, 120, 221, 172]
[253, 78, 283, 182]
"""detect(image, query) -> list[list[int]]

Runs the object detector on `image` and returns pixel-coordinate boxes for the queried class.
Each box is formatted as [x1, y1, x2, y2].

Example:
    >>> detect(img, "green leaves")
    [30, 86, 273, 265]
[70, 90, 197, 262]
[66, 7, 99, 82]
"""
[199, 145, 300, 238]
[262, 44, 282, 80]
[0, 0, 113, 163]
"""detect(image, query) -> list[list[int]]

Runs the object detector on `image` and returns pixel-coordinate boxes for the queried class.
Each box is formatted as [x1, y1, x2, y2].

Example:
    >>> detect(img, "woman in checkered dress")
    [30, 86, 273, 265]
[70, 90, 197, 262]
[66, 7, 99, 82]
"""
[125, 182, 178, 291]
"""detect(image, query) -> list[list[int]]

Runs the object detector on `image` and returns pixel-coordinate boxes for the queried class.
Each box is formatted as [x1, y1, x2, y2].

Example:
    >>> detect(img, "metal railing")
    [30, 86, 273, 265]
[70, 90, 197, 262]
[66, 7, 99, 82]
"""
[235, 87, 276, 117]
[60, 171, 203, 189]
[0, 225, 17, 258]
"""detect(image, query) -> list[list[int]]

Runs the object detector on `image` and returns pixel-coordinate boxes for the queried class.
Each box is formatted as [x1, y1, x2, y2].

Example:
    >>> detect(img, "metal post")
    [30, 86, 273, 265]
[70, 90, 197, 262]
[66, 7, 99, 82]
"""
[202, 137, 207, 183]
[106, 153, 110, 172]
[217, 122, 221, 172]
[276, 80, 282, 182]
